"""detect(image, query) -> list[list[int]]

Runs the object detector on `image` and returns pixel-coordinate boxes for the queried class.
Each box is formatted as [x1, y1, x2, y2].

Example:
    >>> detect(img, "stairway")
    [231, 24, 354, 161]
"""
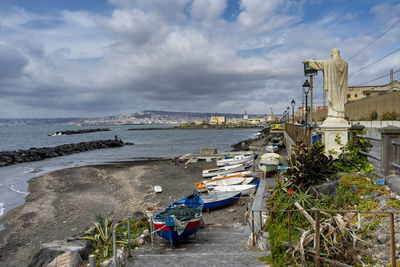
[128, 226, 269, 267]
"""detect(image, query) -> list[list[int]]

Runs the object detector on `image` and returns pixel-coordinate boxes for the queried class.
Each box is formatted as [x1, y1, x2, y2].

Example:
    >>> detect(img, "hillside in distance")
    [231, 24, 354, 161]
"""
[0, 110, 267, 126]
[78, 110, 265, 125]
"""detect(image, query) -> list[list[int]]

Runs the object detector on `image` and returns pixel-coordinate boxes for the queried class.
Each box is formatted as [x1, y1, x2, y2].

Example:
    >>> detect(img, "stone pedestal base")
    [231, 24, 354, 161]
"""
[321, 118, 350, 157]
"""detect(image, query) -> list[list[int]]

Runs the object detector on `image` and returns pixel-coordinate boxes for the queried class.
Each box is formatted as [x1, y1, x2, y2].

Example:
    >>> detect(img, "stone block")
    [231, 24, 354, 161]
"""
[47, 251, 82, 267]
[199, 148, 217, 155]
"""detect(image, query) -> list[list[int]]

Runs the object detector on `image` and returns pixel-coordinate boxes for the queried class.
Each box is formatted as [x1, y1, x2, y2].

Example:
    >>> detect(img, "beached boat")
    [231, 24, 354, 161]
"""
[222, 153, 253, 159]
[213, 184, 256, 196]
[216, 155, 254, 167]
[152, 193, 203, 247]
[201, 191, 242, 211]
[265, 143, 279, 153]
[202, 164, 245, 178]
[212, 171, 253, 179]
[259, 153, 282, 174]
[241, 177, 254, 185]
[196, 176, 246, 192]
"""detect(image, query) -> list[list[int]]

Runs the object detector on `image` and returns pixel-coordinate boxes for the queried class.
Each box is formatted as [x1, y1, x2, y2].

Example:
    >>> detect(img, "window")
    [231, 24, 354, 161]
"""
[355, 94, 358, 97]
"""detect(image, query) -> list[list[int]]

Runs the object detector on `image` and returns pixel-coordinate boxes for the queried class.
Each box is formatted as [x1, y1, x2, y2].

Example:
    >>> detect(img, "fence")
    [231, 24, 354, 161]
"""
[248, 207, 397, 267]
[351, 125, 400, 176]
[284, 123, 313, 147]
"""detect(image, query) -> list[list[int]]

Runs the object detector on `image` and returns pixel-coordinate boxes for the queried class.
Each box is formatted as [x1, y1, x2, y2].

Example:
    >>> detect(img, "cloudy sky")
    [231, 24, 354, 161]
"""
[0, 0, 399, 118]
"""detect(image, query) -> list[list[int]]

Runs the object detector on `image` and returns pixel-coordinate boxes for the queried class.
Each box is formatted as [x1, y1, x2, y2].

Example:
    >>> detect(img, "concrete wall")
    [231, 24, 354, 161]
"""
[345, 91, 400, 120]
[311, 91, 400, 121]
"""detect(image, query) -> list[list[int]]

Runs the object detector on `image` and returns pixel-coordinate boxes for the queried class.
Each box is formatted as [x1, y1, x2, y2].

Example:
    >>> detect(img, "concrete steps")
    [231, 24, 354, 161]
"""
[128, 227, 268, 267]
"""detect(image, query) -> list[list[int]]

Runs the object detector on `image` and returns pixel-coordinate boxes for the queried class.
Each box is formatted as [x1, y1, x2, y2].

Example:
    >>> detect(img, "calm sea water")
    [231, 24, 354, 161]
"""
[0, 124, 259, 221]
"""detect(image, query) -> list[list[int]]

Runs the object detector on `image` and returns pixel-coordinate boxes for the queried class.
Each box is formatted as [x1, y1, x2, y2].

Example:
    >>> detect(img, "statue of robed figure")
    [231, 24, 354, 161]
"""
[303, 48, 348, 121]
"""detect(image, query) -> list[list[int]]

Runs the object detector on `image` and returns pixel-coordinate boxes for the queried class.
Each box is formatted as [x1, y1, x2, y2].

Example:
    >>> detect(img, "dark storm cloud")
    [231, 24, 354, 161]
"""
[0, 43, 28, 80]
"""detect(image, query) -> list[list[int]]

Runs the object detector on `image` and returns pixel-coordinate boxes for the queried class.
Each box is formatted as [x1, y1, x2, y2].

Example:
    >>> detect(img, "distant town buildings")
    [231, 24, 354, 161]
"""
[209, 116, 226, 125]
[347, 80, 400, 102]
[243, 111, 249, 120]
[247, 118, 265, 124]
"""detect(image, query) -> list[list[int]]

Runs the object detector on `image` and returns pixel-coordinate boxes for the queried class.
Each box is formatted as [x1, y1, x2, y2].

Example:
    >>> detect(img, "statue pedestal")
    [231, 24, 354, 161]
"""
[321, 117, 350, 157]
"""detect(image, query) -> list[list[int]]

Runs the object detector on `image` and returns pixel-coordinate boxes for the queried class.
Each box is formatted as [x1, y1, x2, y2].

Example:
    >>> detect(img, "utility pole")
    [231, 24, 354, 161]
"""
[310, 75, 313, 125]
[390, 69, 394, 89]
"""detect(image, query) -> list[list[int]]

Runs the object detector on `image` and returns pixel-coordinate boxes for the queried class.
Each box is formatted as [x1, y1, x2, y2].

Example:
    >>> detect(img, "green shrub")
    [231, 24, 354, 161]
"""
[368, 111, 378, 120]
[380, 111, 398, 120]
[334, 129, 374, 173]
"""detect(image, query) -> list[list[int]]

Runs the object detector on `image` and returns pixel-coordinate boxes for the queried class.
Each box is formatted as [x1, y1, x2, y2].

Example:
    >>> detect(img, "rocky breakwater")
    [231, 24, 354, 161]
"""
[0, 140, 132, 167]
[231, 127, 271, 151]
[48, 128, 111, 136]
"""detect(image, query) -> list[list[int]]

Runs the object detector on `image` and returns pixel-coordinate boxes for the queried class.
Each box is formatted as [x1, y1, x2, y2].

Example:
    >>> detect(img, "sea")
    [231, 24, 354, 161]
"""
[0, 124, 259, 226]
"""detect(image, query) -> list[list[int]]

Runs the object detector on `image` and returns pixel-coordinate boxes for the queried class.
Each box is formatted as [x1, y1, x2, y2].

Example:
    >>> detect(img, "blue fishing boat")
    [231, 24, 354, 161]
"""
[153, 193, 203, 247]
[201, 191, 242, 211]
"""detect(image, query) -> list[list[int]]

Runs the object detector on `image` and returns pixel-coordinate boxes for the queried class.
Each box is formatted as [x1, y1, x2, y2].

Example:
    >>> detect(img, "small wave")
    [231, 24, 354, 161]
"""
[21, 167, 43, 174]
[0, 203, 5, 216]
[50, 132, 63, 136]
[10, 185, 28, 195]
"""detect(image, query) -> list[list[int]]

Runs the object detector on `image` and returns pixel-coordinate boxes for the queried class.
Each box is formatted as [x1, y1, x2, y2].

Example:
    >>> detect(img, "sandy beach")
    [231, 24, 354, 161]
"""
[0, 157, 254, 266]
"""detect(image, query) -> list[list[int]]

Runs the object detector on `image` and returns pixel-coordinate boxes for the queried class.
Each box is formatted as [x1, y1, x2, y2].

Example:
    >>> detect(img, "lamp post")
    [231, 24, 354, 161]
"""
[291, 99, 295, 123]
[304, 62, 317, 125]
[287, 107, 290, 123]
[302, 80, 310, 125]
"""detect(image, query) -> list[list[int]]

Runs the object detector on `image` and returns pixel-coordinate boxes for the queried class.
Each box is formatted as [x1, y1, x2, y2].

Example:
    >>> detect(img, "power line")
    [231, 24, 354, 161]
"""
[348, 19, 400, 61]
[349, 46, 400, 77]
[360, 69, 400, 85]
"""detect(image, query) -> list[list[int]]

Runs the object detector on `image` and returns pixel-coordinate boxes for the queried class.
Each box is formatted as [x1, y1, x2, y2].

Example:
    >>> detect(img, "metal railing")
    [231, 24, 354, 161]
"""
[248, 207, 397, 267]
[352, 125, 400, 176]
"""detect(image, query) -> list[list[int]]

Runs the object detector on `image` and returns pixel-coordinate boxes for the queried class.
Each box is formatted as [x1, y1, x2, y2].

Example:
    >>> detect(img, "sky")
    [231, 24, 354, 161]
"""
[0, 0, 399, 118]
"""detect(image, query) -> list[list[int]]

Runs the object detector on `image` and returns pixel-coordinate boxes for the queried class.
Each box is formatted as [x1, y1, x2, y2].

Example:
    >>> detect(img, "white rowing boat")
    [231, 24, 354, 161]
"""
[196, 176, 246, 192]
[212, 171, 253, 179]
[213, 184, 256, 196]
[217, 155, 254, 167]
[202, 164, 245, 178]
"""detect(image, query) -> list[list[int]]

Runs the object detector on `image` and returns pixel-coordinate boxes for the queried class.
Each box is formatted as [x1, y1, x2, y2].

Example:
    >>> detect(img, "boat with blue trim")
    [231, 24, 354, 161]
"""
[152, 193, 203, 247]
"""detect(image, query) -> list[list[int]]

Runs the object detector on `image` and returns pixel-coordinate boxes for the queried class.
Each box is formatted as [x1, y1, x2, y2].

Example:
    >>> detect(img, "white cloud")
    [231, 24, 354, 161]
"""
[0, 0, 399, 117]
[191, 0, 226, 21]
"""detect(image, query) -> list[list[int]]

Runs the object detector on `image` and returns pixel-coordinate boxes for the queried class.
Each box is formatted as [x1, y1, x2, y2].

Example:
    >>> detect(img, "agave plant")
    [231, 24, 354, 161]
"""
[80, 211, 117, 258]
[285, 142, 336, 188]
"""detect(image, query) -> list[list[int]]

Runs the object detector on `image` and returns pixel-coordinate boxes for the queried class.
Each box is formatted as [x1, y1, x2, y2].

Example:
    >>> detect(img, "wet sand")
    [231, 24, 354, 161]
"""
[0, 158, 253, 266]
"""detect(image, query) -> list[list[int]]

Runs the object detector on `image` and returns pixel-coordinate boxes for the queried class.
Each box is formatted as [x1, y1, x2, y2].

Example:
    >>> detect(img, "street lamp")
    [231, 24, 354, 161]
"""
[287, 107, 290, 123]
[302, 80, 310, 125]
[291, 99, 295, 123]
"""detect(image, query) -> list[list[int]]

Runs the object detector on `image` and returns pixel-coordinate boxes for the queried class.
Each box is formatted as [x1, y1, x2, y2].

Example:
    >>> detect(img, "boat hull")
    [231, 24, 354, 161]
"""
[202, 164, 245, 178]
[201, 192, 242, 211]
[153, 217, 202, 247]
[152, 193, 203, 247]
[217, 155, 253, 167]
[196, 176, 245, 192]
[214, 184, 256, 196]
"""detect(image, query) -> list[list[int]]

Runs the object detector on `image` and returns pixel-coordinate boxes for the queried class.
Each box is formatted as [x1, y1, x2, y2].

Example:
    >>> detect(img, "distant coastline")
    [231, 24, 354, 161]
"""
[128, 126, 264, 131]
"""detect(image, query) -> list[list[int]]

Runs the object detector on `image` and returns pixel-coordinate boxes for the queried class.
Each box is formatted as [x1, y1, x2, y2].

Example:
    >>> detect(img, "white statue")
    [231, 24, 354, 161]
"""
[303, 48, 348, 120]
